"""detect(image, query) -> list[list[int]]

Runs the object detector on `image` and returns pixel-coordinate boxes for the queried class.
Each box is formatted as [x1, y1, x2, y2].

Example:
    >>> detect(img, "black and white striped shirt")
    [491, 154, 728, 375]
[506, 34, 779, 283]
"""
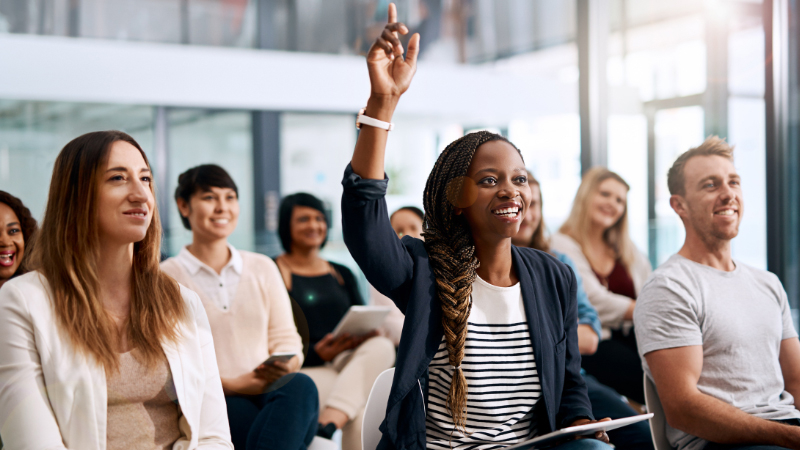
[426, 276, 541, 449]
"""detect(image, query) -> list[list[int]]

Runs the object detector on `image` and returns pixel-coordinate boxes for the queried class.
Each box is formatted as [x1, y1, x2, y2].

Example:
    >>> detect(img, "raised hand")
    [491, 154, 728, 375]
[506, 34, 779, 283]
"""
[366, 2, 421, 99]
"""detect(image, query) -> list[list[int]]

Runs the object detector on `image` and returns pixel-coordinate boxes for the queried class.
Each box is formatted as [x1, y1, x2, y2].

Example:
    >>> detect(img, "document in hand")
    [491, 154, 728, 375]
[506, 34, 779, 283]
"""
[331, 305, 392, 337]
[503, 414, 654, 449]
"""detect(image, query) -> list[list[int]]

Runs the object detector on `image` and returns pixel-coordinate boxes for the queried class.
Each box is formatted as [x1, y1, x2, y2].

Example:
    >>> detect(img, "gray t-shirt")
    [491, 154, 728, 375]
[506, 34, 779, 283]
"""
[635, 254, 800, 450]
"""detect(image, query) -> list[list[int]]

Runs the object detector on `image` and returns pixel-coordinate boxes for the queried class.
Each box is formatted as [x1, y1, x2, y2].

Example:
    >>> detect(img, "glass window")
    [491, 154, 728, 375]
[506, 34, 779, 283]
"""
[0, 101, 154, 223]
[653, 106, 705, 265]
[607, 114, 649, 255]
[166, 109, 254, 255]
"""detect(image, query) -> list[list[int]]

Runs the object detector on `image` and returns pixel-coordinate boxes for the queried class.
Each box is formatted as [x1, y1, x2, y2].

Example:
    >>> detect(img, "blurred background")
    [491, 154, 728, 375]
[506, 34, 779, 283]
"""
[0, 0, 797, 308]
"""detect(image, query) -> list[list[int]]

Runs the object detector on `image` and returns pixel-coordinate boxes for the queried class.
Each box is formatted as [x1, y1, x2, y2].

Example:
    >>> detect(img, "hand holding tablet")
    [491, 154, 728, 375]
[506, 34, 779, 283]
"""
[331, 305, 392, 337]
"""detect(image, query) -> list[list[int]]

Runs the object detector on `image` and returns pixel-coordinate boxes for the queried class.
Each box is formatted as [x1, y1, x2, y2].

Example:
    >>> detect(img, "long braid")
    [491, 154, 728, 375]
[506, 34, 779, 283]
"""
[422, 131, 513, 435]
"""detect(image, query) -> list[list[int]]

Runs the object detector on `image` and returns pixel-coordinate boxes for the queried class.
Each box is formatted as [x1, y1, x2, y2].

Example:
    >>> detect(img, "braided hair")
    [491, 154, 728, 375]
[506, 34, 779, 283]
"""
[422, 130, 521, 434]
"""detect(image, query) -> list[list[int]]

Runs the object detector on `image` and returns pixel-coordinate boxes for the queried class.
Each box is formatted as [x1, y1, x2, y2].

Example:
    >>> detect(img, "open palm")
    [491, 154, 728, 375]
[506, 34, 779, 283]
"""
[366, 3, 421, 98]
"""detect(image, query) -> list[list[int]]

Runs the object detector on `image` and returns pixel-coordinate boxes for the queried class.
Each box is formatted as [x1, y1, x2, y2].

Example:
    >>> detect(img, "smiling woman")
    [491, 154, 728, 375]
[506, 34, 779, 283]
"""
[0, 130, 233, 449]
[161, 164, 319, 450]
[273, 192, 396, 450]
[339, 4, 612, 449]
[0, 191, 37, 289]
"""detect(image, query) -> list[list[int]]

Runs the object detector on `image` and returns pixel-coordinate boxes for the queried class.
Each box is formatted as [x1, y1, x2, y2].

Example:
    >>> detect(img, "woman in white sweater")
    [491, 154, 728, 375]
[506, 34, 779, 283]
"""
[161, 164, 319, 450]
[0, 131, 233, 449]
[550, 167, 652, 404]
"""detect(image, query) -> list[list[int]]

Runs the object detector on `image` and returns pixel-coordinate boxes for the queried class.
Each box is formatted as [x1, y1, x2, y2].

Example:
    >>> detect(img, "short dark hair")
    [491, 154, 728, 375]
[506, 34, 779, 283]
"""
[0, 191, 38, 277]
[391, 206, 424, 222]
[278, 193, 329, 253]
[667, 136, 734, 196]
[174, 164, 238, 230]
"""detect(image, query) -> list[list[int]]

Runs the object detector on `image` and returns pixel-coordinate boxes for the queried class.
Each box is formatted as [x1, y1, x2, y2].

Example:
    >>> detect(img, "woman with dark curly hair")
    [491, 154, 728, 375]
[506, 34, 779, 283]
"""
[0, 191, 37, 288]
[340, 4, 613, 449]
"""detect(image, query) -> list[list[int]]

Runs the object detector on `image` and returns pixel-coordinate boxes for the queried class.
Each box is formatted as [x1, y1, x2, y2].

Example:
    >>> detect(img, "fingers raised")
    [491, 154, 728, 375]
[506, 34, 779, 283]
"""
[405, 33, 421, 67]
[388, 2, 397, 25]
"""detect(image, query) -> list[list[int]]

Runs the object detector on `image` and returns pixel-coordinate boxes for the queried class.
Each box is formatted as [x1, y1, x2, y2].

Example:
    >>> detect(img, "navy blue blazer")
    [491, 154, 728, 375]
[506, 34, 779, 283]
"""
[341, 164, 593, 450]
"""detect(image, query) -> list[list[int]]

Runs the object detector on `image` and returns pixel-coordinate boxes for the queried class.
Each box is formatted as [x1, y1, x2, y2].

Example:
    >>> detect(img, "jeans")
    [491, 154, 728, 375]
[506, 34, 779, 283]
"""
[225, 372, 319, 450]
[549, 438, 614, 450]
[585, 373, 654, 450]
[581, 329, 645, 404]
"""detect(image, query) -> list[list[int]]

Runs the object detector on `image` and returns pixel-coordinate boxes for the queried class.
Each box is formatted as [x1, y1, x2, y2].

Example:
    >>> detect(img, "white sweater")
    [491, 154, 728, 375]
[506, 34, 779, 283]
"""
[550, 232, 652, 339]
[0, 271, 233, 450]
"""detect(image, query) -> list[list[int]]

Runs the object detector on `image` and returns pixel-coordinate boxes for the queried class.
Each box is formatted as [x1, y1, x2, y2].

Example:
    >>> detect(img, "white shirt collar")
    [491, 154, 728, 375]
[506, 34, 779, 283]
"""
[176, 242, 243, 276]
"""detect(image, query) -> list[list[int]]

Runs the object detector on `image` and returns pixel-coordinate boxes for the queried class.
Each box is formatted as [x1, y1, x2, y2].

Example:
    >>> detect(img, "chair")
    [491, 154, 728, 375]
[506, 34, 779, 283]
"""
[643, 374, 675, 450]
[309, 436, 339, 450]
[362, 368, 395, 450]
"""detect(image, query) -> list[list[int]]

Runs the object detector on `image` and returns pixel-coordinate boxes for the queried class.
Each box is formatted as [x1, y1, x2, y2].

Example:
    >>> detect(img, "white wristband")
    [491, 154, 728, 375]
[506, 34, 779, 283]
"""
[356, 110, 394, 131]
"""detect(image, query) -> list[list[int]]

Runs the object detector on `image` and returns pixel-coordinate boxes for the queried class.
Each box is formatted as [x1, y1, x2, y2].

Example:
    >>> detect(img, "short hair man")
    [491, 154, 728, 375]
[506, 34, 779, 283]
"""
[634, 136, 800, 450]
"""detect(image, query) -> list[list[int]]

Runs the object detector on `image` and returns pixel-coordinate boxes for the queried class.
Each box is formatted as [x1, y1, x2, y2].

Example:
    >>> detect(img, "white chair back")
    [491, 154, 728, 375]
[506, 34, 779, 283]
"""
[644, 374, 676, 450]
[362, 368, 396, 450]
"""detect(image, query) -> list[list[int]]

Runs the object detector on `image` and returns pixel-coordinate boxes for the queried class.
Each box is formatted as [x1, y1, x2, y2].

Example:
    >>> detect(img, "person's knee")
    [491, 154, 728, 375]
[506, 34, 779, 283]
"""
[359, 335, 396, 365]
[274, 372, 319, 409]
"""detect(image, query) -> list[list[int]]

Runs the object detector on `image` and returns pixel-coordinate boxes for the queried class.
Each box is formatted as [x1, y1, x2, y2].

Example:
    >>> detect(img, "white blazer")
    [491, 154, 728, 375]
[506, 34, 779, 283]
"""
[0, 271, 233, 450]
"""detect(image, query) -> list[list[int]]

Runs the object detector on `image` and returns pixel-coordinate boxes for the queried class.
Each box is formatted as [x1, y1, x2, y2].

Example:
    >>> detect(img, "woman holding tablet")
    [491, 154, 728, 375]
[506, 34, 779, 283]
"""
[0, 131, 232, 449]
[161, 164, 319, 450]
[341, 4, 612, 449]
[274, 192, 395, 450]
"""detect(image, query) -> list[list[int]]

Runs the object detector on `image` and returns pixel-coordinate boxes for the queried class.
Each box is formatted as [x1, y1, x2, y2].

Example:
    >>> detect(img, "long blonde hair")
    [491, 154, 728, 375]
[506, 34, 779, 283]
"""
[28, 130, 186, 373]
[559, 166, 636, 269]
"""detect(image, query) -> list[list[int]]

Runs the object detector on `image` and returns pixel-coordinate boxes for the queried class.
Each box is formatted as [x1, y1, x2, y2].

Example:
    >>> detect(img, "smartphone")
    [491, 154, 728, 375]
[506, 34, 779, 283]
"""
[255, 352, 297, 371]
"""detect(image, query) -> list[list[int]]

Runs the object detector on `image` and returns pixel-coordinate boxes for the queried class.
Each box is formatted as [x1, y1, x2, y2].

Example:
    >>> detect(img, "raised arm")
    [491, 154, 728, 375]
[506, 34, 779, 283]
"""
[342, 3, 422, 310]
[646, 346, 800, 447]
[350, 2, 420, 180]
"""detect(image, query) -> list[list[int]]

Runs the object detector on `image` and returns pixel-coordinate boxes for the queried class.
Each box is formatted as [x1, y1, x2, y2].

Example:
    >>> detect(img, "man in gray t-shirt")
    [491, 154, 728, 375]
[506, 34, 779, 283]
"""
[635, 137, 800, 450]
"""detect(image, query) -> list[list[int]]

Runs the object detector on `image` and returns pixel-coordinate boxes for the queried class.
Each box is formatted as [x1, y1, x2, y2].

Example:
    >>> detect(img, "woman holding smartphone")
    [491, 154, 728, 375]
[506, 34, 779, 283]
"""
[341, 4, 612, 449]
[161, 164, 319, 450]
[0, 131, 232, 449]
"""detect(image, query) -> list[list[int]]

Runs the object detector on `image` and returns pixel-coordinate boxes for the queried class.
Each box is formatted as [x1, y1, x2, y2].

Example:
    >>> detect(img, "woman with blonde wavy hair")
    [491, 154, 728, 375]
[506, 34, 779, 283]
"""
[340, 3, 612, 449]
[551, 167, 652, 405]
[0, 130, 233, 449]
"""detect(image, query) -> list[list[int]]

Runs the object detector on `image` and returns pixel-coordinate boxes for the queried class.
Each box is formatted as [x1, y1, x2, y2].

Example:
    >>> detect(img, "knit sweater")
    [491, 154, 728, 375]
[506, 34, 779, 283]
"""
[162, 250, 304, 379]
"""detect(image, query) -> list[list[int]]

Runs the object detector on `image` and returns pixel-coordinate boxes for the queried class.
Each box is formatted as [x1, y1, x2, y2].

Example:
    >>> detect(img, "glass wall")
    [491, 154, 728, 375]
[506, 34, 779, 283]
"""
[604, 0, 767, 268]
[0, 101, 154, 220]
[165, 109, 254, 255]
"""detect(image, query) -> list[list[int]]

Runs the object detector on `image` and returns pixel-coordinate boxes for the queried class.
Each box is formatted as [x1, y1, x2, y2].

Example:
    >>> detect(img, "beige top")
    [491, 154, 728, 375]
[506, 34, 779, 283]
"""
[161, 249, 304, 379]
[550, 232, 652, 339]
[107, 350, 181, 450]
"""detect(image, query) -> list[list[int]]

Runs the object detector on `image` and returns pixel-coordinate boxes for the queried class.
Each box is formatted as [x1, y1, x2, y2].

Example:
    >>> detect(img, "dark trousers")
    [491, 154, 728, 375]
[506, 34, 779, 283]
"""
[581, 329, 645, 404]
[225, 372, 319, 450]
[703, 419, 800, 450]
[585, 373, 654, 450]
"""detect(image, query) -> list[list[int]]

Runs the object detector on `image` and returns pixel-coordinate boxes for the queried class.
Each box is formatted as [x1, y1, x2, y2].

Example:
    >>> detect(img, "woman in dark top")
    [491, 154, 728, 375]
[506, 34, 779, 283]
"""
[340, 4, 612, 449]
[274, 192, 396, 450]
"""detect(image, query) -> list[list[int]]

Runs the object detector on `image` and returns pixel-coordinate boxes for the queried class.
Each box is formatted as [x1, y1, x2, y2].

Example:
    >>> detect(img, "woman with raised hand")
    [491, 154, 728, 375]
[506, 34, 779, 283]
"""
[161, 164, 319, 450]
[0, 191, 37, 289]
[341, 4, 612, 449]
[550, 168, 652, 405]
[512, 172, 654, 450]
[0, 131, 232, 449]
[274, 192, 395, 450]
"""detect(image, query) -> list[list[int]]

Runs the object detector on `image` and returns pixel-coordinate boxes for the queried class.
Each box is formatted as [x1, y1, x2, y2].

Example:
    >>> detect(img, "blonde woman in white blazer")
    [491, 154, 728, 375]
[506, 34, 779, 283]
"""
[552, 167, 652, 405]
[0, 131, 233, 449]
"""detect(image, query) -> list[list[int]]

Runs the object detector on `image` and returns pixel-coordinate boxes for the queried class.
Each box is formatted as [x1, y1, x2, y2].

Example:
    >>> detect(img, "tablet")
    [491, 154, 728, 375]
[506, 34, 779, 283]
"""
[504, 414, 653, 449]
[331, 305, 392, 337]
[255, 352, 297, 370]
